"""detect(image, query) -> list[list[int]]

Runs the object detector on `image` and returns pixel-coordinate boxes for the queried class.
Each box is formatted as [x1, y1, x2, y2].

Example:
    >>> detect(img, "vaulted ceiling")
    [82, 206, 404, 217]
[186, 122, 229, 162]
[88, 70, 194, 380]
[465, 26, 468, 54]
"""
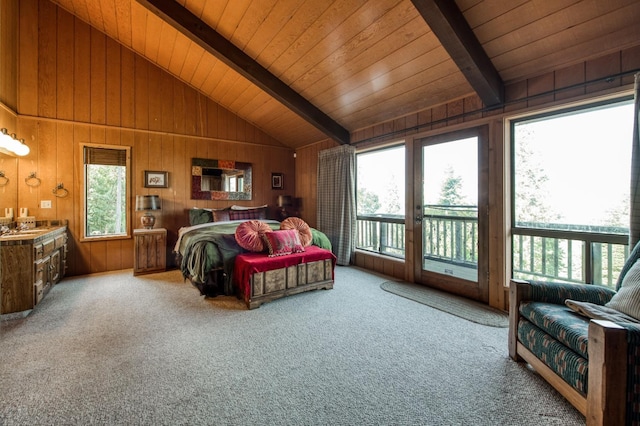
[48, 0, 640, 149]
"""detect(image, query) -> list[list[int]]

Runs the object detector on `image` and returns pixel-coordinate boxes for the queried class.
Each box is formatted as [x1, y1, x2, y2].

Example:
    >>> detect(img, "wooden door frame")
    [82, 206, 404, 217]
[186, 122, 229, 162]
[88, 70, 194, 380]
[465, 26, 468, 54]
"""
[411, 125, 490, 302]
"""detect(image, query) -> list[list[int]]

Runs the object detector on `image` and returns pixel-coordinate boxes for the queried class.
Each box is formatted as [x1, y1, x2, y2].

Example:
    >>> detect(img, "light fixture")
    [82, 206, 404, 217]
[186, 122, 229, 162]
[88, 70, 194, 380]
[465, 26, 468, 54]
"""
[135, 195, 161, 229]
[0, 128, 30, 157]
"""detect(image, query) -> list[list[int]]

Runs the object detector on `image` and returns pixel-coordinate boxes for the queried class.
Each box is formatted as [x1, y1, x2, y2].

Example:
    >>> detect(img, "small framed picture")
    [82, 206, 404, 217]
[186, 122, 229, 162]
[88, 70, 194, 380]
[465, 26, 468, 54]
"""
[144, 171, 168, 188]
[271, 173, 283, 190]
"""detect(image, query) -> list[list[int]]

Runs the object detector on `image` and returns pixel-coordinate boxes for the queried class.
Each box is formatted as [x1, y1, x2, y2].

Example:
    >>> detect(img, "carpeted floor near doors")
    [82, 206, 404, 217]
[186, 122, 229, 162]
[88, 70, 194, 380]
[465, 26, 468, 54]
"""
[0, 266, 583, 426]
[380, 280, 509, 327]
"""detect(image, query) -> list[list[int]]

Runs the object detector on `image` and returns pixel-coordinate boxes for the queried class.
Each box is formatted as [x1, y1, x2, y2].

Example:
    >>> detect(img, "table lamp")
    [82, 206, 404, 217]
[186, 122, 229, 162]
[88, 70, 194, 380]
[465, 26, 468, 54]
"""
[136, 195, 161, 229]
[277, 195, 292, 220]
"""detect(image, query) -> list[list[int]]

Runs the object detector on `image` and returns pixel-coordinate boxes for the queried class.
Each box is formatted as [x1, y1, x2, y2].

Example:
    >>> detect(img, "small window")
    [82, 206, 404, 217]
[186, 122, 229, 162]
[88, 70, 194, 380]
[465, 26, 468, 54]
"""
[356, 145, 405, 258]
[82, 144, 131, 240]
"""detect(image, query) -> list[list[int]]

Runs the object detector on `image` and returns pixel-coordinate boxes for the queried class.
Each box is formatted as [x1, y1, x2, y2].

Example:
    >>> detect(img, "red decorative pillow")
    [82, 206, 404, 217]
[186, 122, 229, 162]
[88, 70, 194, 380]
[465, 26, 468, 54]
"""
[280, 217, 313, 247]
[263, 229, 305, 257]
[234, 220, 272, 252]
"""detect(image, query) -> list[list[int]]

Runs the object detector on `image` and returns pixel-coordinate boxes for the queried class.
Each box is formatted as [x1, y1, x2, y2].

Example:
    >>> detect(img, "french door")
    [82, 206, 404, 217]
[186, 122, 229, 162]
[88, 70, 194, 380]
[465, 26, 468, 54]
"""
[413, 126, 489, 302]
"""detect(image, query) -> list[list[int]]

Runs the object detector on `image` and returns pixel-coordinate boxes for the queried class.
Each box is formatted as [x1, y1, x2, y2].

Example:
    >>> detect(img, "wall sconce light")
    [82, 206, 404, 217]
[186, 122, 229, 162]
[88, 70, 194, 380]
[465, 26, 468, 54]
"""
[135, 195, 161, 229]
[0, 128, 30, 157]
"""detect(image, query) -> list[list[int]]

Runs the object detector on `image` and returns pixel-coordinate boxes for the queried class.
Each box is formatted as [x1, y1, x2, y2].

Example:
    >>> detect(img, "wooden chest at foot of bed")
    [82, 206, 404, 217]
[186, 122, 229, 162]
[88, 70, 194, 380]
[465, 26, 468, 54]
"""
[234, 246, 336, 309]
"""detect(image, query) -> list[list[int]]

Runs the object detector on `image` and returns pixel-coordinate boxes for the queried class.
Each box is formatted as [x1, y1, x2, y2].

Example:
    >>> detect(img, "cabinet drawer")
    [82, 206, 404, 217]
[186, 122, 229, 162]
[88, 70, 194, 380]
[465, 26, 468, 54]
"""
[35, 260, 45, 284]
[54, 233, 67, 249]
[34, 281, 44, 304]
[42, 239, 55, 257]
[34, 243, 44, 260]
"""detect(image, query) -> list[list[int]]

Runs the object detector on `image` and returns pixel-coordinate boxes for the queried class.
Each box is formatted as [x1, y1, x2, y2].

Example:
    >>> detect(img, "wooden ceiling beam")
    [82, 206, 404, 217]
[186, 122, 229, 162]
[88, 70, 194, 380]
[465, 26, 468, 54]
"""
[135, 0, 350, 145]
[411, 0, 504, 106]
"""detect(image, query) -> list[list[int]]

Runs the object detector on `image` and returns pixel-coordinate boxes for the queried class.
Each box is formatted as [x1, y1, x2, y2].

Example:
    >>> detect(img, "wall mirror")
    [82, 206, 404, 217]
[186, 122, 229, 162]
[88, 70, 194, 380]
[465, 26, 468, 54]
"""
[191, 158, 252, 200]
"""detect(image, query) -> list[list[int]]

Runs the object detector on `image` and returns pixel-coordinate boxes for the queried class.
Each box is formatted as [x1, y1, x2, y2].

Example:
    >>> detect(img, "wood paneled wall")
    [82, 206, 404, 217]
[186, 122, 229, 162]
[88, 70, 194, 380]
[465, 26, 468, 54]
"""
[0, 0, 18, 217]
[294, 46, 640, 307]
[8, 0, 295, 276]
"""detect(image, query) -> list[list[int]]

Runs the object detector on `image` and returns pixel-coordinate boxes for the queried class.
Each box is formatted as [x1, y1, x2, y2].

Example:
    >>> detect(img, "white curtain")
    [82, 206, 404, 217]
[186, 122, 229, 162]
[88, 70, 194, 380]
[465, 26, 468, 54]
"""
[631, 73, 640, 248]
[317, 145, 356, 265]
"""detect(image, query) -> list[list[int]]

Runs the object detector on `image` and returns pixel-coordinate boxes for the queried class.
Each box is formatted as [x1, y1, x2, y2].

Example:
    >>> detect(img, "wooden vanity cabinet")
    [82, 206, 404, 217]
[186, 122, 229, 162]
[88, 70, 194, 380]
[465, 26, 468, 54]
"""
[0, 226, 68, 318]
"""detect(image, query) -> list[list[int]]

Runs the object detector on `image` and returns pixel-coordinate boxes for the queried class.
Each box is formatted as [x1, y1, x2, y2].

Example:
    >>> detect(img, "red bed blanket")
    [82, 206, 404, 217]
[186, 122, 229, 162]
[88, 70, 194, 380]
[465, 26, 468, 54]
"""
[233, 246, 337, 298]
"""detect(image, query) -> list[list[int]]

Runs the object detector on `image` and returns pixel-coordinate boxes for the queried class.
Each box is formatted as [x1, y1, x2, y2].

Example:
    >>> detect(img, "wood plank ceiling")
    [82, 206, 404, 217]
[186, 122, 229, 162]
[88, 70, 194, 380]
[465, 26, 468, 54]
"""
[47, 0, 640, 149]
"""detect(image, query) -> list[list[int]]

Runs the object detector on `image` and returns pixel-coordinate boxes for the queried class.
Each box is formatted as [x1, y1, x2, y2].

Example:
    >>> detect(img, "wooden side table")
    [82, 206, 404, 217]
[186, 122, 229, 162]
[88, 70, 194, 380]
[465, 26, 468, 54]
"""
[133, 228, 167, 275]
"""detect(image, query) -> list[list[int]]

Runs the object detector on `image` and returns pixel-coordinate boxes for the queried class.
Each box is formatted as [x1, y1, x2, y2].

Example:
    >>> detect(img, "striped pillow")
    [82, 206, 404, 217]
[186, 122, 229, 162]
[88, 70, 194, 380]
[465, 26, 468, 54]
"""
[606, 259, 640, 320]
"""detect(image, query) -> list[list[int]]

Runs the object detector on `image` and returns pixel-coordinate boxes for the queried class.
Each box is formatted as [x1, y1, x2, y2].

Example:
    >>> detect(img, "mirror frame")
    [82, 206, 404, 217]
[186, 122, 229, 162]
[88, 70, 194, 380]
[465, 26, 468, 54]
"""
[191, 158, 252, 200]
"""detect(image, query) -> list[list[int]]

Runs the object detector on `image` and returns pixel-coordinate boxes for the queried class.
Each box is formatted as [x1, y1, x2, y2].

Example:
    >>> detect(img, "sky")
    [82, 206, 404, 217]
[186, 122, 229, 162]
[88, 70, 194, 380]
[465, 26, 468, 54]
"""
[514, 100, 633, 227]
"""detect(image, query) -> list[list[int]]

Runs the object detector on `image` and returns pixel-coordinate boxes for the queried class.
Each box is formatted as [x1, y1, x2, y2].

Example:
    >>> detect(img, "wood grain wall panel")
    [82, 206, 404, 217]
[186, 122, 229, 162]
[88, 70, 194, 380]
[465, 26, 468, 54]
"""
[554, 63, 586, 102]
[586, 52, 622, 94]
[0, 0, 17, 110]
[90, 28, 106, 125]
[9, 1, 294, 276]
[38, 0, 57, 119]
[106, 37, 122, 127]
[56, 8, 74, 121]
[134, 55, 149, 130]
[147, 65, 162, 132]
[527, 73, 555, 108]
[18, 0, 37, 115]
[73, 17, 91, 123]
[120, 48, 135, 128]
[37, 121, 57, 221]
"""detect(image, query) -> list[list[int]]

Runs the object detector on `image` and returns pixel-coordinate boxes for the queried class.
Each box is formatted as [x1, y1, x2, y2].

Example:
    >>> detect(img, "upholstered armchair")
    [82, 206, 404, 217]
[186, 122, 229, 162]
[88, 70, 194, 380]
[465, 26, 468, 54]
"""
[509, 241, 640, 425]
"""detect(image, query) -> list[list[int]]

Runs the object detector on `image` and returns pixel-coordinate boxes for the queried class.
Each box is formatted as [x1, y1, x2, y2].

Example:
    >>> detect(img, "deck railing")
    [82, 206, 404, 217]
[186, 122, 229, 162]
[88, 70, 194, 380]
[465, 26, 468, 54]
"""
[356, 208, 629, 288]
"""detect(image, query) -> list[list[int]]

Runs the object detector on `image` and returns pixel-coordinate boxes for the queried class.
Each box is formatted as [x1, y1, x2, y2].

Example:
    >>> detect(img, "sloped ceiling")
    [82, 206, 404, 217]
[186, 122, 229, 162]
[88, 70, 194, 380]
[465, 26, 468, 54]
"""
[48, 0, 640, 149]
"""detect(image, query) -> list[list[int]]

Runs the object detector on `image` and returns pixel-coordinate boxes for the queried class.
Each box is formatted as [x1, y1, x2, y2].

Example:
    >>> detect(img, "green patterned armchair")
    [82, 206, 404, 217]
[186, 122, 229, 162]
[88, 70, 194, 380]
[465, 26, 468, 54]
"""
[509, 241, 640, 426]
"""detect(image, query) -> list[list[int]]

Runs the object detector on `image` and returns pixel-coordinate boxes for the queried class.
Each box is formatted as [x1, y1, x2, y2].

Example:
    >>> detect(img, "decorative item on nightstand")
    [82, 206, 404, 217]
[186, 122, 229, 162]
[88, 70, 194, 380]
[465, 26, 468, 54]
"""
[277, 195, 292, 220]
[136, 195, 161, 229]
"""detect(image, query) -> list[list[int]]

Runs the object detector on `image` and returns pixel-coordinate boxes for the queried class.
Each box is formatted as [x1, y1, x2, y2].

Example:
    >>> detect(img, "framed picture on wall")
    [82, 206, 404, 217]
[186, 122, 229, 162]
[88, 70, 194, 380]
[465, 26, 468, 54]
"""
[144, 171, 168, 188]
[271, 173, 283, 190]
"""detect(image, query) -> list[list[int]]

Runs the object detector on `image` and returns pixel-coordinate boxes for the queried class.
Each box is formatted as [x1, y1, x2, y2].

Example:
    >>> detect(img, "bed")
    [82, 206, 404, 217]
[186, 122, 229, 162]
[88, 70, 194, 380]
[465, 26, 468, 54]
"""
[174, 207, 335, 306]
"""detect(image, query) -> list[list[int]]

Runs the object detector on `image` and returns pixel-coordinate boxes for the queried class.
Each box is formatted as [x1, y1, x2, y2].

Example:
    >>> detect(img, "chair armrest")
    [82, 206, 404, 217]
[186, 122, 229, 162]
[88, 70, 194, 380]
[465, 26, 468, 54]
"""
[588, 320, 627, 425]
[513, 279, 615, 305]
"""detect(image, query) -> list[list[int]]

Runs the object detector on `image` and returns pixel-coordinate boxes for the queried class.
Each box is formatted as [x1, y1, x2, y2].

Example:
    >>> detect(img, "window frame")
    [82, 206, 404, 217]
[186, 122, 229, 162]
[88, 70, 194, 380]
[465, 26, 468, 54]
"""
[80, 143, 132, 242]
[355, 143, 406, 258]
[508, 95, 633, 286]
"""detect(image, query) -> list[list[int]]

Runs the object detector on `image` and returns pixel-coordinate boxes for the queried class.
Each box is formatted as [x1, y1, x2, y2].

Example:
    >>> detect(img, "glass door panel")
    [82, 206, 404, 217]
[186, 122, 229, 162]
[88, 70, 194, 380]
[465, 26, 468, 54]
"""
[422, 137, 478, 281]
[413, 126, 488, 302]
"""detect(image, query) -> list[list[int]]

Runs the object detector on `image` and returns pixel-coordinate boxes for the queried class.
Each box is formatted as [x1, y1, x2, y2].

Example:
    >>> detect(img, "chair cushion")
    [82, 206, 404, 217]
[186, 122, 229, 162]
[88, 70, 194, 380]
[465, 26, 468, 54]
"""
[606, 259, 640, 321]
[520, 301, 589, 359]
[518, 318, 588, 396]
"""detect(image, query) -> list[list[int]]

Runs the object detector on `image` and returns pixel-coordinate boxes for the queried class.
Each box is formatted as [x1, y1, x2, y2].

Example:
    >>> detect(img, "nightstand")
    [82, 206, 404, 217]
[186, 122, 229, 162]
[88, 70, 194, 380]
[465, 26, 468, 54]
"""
[133, 228, 167, 275]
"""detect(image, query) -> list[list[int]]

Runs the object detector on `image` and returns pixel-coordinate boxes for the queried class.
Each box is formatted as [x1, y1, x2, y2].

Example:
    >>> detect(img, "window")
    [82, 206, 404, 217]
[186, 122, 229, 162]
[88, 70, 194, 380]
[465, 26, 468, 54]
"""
[356, 145, 405, 258]
[511, 98, 634, 287]
[82, 144, 131, 240]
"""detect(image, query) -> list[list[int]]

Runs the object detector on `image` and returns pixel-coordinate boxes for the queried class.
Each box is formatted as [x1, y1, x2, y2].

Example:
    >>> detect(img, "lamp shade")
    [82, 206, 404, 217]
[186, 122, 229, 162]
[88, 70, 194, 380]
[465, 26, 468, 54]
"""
[136, 195, 161, 211]
[277, 195, 293, 207]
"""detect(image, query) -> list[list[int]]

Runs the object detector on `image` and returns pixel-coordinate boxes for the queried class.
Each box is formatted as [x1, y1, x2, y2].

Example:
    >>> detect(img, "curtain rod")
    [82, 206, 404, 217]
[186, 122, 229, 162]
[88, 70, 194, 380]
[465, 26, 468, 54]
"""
[353, 68, 640, 146]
